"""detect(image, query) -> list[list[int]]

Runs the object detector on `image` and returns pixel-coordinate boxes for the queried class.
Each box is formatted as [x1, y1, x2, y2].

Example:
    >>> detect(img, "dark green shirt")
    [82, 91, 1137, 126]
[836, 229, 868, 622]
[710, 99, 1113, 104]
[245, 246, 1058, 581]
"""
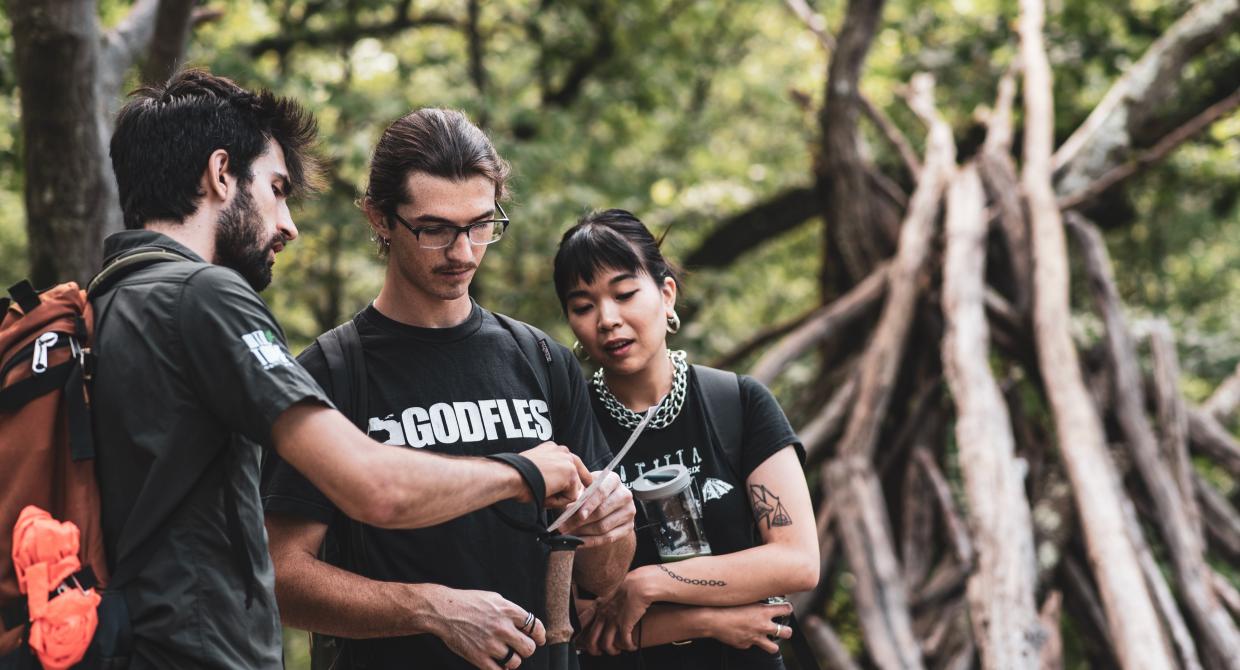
[92, 230, 330, 669]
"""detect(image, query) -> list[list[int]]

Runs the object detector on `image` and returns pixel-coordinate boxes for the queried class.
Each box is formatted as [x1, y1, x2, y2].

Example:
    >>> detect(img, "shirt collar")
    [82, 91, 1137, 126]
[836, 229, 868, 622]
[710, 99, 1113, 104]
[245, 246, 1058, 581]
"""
[101, 229, 208, 266]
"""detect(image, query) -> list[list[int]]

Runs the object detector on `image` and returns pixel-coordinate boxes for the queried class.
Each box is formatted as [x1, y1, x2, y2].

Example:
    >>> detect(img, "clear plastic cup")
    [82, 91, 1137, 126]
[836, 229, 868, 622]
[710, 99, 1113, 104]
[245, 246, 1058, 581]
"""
[631, 464, 712, 562]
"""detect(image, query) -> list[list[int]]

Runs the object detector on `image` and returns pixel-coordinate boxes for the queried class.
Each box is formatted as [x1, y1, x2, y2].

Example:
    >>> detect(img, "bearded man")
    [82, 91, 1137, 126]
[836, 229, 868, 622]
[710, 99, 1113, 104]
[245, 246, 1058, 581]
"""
[89, 69, 592, 670]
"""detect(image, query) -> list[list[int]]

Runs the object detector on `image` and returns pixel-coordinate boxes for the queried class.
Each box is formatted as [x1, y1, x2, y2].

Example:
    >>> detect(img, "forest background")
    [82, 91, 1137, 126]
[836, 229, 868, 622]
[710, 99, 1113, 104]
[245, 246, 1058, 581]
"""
[2, 0, 1239, 668]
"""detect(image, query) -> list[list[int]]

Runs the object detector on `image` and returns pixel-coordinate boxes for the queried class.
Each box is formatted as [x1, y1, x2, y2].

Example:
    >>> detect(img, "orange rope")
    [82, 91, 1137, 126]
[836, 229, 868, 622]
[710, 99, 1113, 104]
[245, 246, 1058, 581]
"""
[11, 506, 101, 670]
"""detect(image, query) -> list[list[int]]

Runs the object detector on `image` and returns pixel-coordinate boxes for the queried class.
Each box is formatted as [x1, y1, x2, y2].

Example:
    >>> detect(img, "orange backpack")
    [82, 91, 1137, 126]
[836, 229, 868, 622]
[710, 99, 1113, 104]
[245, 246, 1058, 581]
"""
[0, 249, 186, 668]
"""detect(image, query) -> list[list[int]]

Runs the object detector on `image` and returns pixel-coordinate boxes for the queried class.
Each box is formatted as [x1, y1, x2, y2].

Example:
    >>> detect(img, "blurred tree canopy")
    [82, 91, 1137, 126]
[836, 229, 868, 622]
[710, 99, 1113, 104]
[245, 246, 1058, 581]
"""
[1, 0, 1236, 389]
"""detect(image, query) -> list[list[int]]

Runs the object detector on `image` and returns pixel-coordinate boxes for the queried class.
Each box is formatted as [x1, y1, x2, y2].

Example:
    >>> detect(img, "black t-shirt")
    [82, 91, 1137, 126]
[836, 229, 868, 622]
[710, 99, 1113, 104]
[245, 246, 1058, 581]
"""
[581, 367, 802, 670]
[91, 230, 331, 669]
[262, 303, 612, 670]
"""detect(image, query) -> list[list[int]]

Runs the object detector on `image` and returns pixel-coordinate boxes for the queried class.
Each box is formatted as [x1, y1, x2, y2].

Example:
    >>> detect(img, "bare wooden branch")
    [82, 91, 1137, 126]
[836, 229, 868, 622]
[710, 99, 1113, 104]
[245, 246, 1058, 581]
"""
[1053, 0, 1240, 193]
[838, 73, 954, 463]
[978, 70, 1032, 314]
[901, 454, 936, 592]
[826, 456, 925, 668]
[913, 447, 975, 569]
[1148, 320, 1203, 544]
[711, 303, 820, 370]
[912, 559, 970, 612]
[751, 264, 889, 385]
[1188, 408, 1240, 479]
[1058, 84, 1240, 211]
[1038, 592, 1063, 670]
[1019, 0, 1174, 664]
[941, 163, 1042, 668]
[801, 369, 860, 465]
[804, 614, 863, 670]
[100, 0, 161, 88]
[140, 0, 198, 85]
[1196, 473, 1240, 560]
[1203, 361, 1240, 422]
[1062, 557, 1114, 654]
[1122, 495, 1204, 670]
[1212, 571, 1240, 621]
[1069, 214, 1240, 664]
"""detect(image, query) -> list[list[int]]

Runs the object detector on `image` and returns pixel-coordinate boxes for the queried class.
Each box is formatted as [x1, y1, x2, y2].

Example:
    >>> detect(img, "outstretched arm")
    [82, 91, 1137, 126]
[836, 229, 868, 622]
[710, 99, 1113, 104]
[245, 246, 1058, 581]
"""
[272, 402, 589, 529]
[559, 470, 636, 595]
[267, 513, 546, 669]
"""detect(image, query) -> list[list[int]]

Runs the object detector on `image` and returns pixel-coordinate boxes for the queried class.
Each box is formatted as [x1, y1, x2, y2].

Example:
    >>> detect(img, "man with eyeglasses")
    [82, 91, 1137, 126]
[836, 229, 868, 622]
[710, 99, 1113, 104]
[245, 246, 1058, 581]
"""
[262, 108, 636, 670]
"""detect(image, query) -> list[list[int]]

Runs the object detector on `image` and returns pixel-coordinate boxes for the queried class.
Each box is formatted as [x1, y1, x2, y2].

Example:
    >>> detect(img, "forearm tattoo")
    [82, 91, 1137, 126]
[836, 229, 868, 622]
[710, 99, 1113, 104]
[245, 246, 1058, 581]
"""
[749, 484, 793, 529]
[658, 564, 726, 587]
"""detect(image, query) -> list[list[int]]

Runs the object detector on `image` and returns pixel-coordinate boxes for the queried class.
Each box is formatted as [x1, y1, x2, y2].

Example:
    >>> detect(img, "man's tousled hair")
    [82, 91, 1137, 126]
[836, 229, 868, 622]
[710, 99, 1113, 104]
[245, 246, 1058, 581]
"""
[363, 108, 509, 252]
[110, 68, 324, 230]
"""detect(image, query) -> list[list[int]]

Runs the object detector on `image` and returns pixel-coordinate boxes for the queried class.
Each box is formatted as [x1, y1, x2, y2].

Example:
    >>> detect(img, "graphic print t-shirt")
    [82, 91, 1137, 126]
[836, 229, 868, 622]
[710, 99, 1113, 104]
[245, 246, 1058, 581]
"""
[581, 367, 803, 670]
[262, 303, 611, 670]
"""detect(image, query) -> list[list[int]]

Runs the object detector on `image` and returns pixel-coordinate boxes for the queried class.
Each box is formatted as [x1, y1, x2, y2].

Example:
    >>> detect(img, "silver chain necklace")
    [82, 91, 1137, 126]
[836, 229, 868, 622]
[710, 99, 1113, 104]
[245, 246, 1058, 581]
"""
[593, 350, 688, 430]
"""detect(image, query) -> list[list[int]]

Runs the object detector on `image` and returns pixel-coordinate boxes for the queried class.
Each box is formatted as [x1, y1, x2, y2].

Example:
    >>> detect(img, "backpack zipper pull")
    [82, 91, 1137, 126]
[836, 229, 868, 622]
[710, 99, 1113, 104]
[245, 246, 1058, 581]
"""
[32, 332, 59, 374]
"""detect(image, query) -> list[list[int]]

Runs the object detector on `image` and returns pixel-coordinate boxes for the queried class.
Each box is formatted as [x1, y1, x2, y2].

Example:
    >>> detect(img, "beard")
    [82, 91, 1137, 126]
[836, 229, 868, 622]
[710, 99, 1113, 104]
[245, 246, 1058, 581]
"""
[215, 184, 282, 291]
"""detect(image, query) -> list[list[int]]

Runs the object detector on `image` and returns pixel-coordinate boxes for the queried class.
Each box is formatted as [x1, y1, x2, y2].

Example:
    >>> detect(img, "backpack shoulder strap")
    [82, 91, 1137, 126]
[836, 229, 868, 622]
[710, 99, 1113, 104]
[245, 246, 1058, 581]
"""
[492, 312, 558, 418]
[86, 247, 190, 297]
[693, 365, 744, 478]
[315, 318, 368, 430]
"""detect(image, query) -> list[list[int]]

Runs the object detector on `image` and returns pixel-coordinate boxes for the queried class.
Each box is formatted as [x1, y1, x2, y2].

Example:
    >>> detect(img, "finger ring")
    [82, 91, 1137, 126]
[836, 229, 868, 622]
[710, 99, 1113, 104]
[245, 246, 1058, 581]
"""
[774, 624, 784, 637]
[497, 647, 516, 665]
[522, 610, 536, 632]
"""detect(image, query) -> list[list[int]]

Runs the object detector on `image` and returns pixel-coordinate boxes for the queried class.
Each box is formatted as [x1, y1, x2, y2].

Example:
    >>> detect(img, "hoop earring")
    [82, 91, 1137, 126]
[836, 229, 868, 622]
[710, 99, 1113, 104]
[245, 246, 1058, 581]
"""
[572, 340, 590, 362]
[666, 311, 681, 335]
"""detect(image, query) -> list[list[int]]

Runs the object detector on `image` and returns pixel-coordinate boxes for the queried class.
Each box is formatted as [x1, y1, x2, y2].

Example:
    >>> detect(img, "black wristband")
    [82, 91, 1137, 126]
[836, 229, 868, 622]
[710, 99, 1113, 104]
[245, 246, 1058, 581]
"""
[487, 452, 546, 513]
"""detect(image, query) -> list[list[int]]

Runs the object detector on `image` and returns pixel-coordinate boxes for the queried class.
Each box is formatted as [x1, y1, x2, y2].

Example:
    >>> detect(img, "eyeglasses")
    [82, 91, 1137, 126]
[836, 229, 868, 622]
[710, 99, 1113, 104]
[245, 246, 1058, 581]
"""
[390, 202, 510, 250]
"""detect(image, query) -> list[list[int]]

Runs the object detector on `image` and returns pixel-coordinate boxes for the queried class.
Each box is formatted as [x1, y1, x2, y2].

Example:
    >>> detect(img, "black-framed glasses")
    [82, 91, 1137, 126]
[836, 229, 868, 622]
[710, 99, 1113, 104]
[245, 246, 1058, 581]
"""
[390, 202, 510, 250]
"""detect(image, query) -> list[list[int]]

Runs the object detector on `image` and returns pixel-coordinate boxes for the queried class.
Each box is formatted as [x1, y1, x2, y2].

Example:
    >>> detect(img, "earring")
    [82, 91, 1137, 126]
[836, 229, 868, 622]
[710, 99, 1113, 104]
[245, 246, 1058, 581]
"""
[572, 340, 590, 362]
[666, 310, 681, 334]
[379, 236, 391, 248]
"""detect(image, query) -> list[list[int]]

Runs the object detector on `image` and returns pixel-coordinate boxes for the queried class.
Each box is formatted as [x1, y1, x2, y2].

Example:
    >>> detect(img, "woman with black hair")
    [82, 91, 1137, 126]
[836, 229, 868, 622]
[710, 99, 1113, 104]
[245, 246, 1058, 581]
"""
[553, 209, 819, 669]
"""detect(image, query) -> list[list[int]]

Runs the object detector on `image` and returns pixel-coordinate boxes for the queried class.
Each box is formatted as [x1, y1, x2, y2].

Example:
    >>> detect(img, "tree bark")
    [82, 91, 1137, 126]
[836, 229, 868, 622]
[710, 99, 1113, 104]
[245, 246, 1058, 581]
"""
[1203, 361, 1240, 422]
[1148, 320, 1203, 544]
[1053, 0, 1240, 195]
[1018, 1, 1174, 666]
[837, 74, 954, 463]
[1037, 592, 1063, 670]
[750, 264, 888, 386]
[1070, 215, 1240, 665]
[9, 0, 107, 287]
[1121, 496, 1204, 670]
[818, 0, 889, 290]
[1188, 408, 1240, 479]
[804, 614, 862, 670]
[941, 163, 1042, 669]
[140, 0, 197, 85]
[977, 71, 1032, 316]
[1196, 473, 1240, 560]
[826, 456, 924, 669]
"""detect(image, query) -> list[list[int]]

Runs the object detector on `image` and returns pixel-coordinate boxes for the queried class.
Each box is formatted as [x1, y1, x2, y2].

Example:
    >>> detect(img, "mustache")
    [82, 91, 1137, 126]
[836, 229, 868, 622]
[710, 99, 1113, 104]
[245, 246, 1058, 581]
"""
[433, 263, 477, 274]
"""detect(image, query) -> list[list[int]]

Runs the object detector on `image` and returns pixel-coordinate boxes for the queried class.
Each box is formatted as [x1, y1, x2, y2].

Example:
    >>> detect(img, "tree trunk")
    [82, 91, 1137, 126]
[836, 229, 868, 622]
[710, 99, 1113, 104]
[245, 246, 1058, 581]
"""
[1018, 1, 1174, 666]
[9, 0, 107, 287]
[941, 163, 1042, 669]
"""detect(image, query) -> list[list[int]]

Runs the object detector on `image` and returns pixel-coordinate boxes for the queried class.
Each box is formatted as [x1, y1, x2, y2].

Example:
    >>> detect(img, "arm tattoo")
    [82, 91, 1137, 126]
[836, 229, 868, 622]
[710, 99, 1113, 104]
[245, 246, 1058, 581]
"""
[749, 484, 793, 529]
[657, 564, 726, 587]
